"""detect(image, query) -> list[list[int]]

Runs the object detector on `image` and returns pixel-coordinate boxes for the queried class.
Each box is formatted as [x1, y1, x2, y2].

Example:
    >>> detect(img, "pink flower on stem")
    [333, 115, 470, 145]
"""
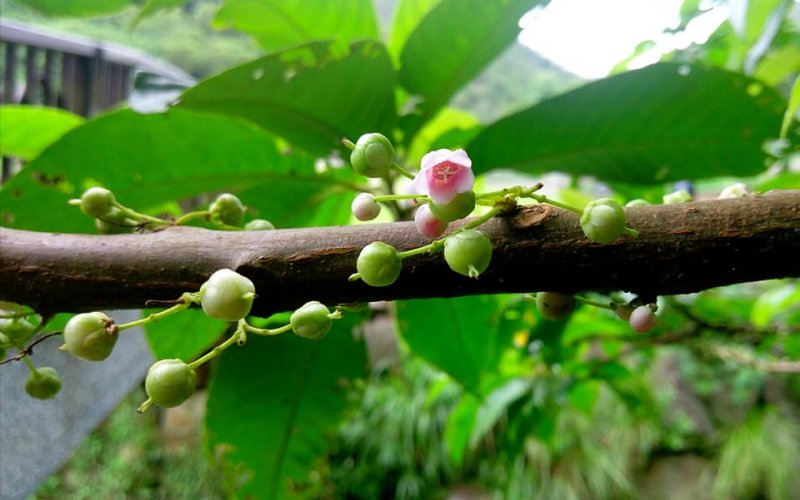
[412, 149, 474, 204]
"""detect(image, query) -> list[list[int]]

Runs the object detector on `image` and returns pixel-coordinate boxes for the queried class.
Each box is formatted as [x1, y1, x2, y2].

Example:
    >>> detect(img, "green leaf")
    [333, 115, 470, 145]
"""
[568, 379, 601, 416]
[0, 108, 322, 233]
[468, 63, 788, 184]
[396, 296, 500, 392]
[145, 308, 227, 362]
[388, 0, 441, 59]
[406, 107, 481, 166]
[781, 74, 799, 140]
[444, 393, 480, 464]
[0, 106, 83, 161]
[133, 0, 187, 24]
[179, 41, 397, 155]
[470, 377, 531, 447]
[213, 0, 379, 52]
[398, 0, 543, 124]
[12, 0, 131, 16]
[206, 320, 366, 499]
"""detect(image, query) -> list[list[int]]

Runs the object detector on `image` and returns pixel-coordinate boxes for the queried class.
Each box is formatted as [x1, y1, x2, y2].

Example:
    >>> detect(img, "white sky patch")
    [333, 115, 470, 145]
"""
[518, 0, 726, 79]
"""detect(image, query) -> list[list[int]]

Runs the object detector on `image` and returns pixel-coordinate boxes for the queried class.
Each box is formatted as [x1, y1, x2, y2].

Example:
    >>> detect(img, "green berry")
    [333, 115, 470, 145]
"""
[95, 207, 134, 234]
[663, 189, 692, 204]
[580, 198, 627, 244]
[429, 191, 476, 222]
[80, 187, 116, 218]
[199, 269, 256, 321]
[624, 199, 650, 208]
[444, 229, 492, 278]
[290, 301, 333, 340]
[61, 312, 117, 361]
[25, 367, 62, 400]
[245, 218, 275, 231]
[145, 359, 197, 408]
[209, 193, 246, 227]
[718, 183, 751, 199]
[536, 292, 576, 321]
[0, 317, 36, 345]
[350, 133, 394, 178]
[356, 242, 402, 287]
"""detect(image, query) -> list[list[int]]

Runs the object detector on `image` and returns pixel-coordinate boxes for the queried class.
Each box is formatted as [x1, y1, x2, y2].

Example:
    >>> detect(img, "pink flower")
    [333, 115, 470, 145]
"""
[412, 149, 474, 205]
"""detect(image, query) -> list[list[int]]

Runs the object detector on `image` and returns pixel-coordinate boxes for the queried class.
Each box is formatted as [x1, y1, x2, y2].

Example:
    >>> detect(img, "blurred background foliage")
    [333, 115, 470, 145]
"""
[1, 0, 799, 498]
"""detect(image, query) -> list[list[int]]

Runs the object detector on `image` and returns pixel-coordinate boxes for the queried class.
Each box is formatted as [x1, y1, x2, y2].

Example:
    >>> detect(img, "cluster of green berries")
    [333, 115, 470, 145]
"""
[533, 291, 658, 333]
[71, 188, 274, 233]
[31, 269, 339, 409]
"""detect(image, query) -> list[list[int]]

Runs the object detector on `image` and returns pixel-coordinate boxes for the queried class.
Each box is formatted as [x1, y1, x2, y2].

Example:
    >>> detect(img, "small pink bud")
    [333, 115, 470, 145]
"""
[412, 149, 474, 205]
[629, 305, 657, 333]
[351, 193, 381, 221]
[414, 204, 448, 238]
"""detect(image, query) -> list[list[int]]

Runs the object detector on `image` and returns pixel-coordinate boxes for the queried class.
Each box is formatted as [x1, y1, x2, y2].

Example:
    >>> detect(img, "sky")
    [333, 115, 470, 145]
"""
[518, 0, 728, 79]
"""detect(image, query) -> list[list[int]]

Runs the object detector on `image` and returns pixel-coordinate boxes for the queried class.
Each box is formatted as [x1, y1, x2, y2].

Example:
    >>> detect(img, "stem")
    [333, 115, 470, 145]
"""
[341, 138, 356, 150]
[390, 161, 417, 180]
[529, 194, 584, 215]
[117, 293, 198, 332]
[0, 310, 37, 319]
[187, 328, 243, 370]
[113, 202, 167, 225]
[574, 295, 615, 310]
[173, 210, 209, 226]
[373, 193, 430, 203]
[242, 321, 293, 337]
[23, 356, 38, 373]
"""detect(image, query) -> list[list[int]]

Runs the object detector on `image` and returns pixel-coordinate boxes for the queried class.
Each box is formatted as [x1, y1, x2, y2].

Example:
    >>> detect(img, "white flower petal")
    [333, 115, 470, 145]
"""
[446, 149, 472, 168]
[420, 149, 454, 171]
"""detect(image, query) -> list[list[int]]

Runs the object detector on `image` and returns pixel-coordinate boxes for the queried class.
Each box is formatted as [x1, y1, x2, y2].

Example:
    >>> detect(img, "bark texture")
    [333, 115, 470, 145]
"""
[1, 191, 798, 316]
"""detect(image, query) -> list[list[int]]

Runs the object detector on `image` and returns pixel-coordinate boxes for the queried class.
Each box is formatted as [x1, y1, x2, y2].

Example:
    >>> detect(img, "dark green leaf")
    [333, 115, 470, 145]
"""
[468, 63, 788, 183]
[444, 393, 480, 464]
[145, 308, 226, 362]
[179, 41, 397, 155]
[213, 0, 379, 52]
[206, 319, 366, 499]
[12, 0, 130, 16]
[568, 379, 600, 416]
[399, 0, 543, 123]
[0, 108, 323, 233]
[470, 377, 531, 448]
[0, 106, 83, 160]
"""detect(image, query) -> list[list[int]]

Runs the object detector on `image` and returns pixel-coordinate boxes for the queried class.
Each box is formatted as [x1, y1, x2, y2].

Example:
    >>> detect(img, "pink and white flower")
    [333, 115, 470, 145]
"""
[412, 149, 474, 205]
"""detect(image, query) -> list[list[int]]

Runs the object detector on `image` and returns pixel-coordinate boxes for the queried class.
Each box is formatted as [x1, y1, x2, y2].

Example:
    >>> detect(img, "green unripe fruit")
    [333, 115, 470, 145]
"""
[25, 367, 62, 400]
[663, 189, 692, 205]
[625, 199, 650, 208]
[95, 207, 134, 234]
[62, 312, 117, 361]
[536, 292, 576, 321]
[350, 133, 394, 178]
[199, 269, 256, 321]
[209, 193, 246, 227]
[145, 359, 197, 408]
[356, 242, 402, 287]
[444, 229, 492, 278]
[580, 198, 627, 244]
[290, 301, 333, 340]
[80, 187, 116, 218]
[429, 191, 476, 222]
[244, 218, 275, 231]
[0, 317, 36, 344]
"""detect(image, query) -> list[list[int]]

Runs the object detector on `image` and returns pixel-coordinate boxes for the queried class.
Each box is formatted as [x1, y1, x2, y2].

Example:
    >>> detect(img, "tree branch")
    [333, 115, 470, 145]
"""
[1, 191, 798, 317]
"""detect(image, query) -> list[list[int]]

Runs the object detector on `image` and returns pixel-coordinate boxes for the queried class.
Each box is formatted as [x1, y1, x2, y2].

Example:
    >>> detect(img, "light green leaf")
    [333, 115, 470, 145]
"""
[388, 0, 441, 60]
[406, 107, 481, 167]
[399, 0, 543, 124]
[750, 281, 800, 329]
[0, 108, 319, 233]
[213, 0, 379, 52]
[179, 41, 397, 155]
[145, 308, 227, 362]
[781, 75, 799, 140]
[470, 377, 531, 448]
[468, 63, 788, 183]
[568, 379, 601, 416]
[0, 106, 83, 161]
[206, 319, 366, 499]
[12, 0, 131, 16]
[133, 0, 187, 24]
[396, 296, 500, 392]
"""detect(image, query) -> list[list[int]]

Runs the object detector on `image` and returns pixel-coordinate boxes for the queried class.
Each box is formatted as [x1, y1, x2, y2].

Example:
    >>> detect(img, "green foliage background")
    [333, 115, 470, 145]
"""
[1, 0, 799, 498]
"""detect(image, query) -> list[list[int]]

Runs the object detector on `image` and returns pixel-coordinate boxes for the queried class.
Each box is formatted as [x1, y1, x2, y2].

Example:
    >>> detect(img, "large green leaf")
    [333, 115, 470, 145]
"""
[0, 108, 346, 233]
[396, 296, 501, 392]
[0, 106, 83, 160]
[398, 0, 542, 124]
[12, 0, 131, 16]
[179, 41, 397, 155]
[388, 0, 441, 60]
[145, 308, 227, 362]
[206, 319, 366, 499]
[213, 0, 379, 52]
[468, 63, 789, 183]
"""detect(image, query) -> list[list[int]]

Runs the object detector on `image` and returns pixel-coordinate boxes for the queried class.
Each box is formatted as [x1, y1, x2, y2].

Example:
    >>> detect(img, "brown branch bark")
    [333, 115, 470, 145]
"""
[1, 191, 798, 317]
